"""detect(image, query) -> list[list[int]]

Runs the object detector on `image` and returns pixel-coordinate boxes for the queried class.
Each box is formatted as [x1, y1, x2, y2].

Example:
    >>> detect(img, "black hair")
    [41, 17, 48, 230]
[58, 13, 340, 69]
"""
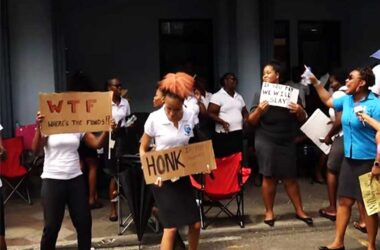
[355, 66, 375, 88]
[329, 68, 348, 85]
[219, 72, 237, 86]
[264, 60, 285, 83]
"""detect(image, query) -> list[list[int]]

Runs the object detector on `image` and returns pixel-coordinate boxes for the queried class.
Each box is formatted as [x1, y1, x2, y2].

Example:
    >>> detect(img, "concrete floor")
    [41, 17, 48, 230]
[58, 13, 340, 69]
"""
[3, 176, 377, 250]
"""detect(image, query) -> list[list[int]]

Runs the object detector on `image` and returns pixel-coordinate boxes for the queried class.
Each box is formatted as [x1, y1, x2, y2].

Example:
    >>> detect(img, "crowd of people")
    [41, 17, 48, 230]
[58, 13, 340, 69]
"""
[1, 56, 380, 250]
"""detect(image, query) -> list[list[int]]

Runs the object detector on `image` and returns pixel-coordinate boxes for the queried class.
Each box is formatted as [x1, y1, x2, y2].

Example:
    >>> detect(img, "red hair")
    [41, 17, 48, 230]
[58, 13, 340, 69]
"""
[159, 72, 194, 100]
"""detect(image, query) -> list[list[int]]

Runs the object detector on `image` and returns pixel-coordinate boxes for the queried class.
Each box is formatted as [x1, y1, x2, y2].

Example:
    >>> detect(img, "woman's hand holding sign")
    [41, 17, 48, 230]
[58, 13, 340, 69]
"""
[288, 102, 307, 122]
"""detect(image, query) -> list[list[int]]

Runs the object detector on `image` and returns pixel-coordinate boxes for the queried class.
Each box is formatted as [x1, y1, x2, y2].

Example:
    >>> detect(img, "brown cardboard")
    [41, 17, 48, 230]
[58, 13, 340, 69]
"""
[39, 91, 112, 135]
[140, 140, 216, 184]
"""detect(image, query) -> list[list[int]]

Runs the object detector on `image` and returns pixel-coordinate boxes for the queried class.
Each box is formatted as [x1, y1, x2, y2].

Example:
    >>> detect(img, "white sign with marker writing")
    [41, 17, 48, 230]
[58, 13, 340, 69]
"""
[259, 82, 299, 108]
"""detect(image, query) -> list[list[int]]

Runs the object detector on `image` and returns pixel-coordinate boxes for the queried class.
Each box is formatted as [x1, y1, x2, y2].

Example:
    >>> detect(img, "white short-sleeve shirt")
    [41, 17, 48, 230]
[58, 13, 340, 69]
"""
[112, 97, 131, 127]
[329, 86, 347, 137]
[210, 88, 246, 133]
[144, 106, 196, 151]
[42, 133, 84, 180]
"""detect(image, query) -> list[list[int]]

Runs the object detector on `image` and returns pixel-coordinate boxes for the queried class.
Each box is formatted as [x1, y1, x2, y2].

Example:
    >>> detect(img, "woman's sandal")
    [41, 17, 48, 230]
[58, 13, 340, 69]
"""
[318, 209, 336, 221]
[353, 221, 367, 234]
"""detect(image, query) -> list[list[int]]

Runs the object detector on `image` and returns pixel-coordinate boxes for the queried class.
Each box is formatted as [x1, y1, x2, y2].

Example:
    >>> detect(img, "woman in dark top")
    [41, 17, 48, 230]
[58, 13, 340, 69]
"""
[247, 61, 312, 227]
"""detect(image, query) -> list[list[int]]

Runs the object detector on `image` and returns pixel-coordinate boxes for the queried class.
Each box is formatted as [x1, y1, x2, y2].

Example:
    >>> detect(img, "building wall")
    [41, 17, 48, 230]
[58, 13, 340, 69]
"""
[274, 0, 380, 70]
[9, 0, 55, 126]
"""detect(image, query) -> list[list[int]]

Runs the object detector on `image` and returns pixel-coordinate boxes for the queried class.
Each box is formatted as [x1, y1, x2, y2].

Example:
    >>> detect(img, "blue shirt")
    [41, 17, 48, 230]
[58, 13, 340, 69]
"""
[333, 91, 380, 159]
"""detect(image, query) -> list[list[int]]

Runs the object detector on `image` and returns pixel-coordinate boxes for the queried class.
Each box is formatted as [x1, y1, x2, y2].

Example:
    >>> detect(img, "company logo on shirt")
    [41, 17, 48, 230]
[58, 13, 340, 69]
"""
[184, 124, 191, 136]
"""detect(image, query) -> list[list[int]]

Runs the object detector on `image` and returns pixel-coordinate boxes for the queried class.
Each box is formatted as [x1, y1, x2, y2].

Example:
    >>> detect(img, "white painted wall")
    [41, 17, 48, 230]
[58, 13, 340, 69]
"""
[9, 0, 55, 125]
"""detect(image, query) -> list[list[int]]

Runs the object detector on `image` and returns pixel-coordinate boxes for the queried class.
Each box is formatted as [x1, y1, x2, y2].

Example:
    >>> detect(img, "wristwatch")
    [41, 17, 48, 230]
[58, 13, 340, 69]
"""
[374, 161, 380, 168]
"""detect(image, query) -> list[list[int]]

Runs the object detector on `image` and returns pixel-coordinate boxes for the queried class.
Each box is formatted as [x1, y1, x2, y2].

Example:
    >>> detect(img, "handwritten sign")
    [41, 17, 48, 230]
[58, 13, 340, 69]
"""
[39, 91, 112, 135]
[359, 172, 380, 216]
[259, 82, 299, 108]
[140, 140, 217, 184]
[300, 109, 332, 155]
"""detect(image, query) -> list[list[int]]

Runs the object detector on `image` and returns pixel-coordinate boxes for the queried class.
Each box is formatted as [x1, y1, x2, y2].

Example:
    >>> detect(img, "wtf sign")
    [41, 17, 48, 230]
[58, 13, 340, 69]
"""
[39, 91, 112, 135]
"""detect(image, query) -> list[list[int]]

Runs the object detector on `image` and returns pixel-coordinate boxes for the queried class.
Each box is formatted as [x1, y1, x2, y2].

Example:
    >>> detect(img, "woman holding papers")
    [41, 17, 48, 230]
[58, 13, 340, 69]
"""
[140, 72, 201, 250]
[247, 60, 312, 227]
[32, 113, 112, 250]
[309, 66, 380, 250]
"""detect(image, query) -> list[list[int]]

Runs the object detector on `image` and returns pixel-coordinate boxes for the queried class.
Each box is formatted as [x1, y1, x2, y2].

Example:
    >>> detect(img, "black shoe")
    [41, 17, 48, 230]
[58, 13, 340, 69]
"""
[296, 215, 313, 226]
[318, 246, 345, 250]
[174, 231, 186, 250]
[264, 218, 275, 227]
[318, 209, 336, 221]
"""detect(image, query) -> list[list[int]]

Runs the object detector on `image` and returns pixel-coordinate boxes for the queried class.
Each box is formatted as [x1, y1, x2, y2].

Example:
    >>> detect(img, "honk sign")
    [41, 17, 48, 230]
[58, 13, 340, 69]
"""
[140, 140, 217, 184]
[39, 91, 112, 135]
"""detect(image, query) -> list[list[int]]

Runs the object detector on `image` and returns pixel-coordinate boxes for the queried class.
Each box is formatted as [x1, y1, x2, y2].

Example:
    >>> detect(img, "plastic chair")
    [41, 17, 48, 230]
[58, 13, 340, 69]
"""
[0, 137, 32, 205]
[191, 152, 251, 229]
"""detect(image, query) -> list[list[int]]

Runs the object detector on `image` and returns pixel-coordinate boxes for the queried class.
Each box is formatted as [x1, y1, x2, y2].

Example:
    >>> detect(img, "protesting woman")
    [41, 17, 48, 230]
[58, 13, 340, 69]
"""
[309, 67, 380, 250]
[140, 72, 201, 250]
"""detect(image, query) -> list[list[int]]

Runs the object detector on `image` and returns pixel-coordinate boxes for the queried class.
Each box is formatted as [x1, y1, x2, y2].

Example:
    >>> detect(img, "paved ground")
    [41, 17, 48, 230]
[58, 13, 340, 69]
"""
[3, 176, 379, 250]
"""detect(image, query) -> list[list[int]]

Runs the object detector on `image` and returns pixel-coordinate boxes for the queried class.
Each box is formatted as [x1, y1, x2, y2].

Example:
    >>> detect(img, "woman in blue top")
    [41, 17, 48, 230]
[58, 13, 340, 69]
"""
[310, 67, 380, 250]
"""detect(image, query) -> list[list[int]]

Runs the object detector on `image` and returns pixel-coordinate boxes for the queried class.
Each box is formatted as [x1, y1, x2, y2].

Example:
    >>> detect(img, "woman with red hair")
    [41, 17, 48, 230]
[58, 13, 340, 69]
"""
[140, 72, 201, 250]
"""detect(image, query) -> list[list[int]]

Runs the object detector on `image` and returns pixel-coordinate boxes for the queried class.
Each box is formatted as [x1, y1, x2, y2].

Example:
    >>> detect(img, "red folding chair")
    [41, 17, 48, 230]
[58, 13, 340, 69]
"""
[0, 137, 32, 205]
[15, 124, 37, 150]
[191, 152, 251, 229]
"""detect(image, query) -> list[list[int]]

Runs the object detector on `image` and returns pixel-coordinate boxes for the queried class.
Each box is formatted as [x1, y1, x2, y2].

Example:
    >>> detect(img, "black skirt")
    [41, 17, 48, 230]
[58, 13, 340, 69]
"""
[255, 134, 297, 178]
[0, 188, 5, 236]
[151, 176, 199, 228]
[338, 158, 373, 201]
[212, 130, 243, 158]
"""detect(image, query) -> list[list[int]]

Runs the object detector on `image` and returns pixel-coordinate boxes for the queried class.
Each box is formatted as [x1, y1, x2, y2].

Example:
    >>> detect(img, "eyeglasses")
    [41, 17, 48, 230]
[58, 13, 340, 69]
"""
[347, 75, 361, 81]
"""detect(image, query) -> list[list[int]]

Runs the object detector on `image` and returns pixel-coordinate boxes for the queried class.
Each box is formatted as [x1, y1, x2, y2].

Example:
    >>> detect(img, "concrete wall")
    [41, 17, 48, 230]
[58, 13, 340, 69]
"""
[59, 0, 224, 112]
[9, 0, 55, 125]
[274, 0, 380, 70]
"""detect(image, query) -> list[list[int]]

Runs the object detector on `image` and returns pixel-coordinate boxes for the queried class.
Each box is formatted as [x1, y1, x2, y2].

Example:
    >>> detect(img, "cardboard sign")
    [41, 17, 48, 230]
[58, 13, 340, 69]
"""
[300, 109, 332, 155]
[140, 140, 217, 184]
[359, 172, 380, 216]
[39, 91, 112, 135]
[259, 82, 299, 108]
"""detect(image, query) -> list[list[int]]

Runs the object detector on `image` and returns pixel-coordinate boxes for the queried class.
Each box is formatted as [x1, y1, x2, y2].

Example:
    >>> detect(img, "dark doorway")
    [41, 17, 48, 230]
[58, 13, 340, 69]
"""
[298, 21, 341, 77]
[159, 19, 214, 91]
[274, 20, 290, 80]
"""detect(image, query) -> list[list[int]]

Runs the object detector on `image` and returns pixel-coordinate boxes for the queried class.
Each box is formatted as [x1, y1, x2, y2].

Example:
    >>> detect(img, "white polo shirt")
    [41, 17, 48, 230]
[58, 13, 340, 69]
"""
[144, 106, 196, 151]
[112, 97, 131, 127]
[209, 88, 246, 133]
[42, 133, 84, 180]
[184, 95, 200, 125]
[201, 91, 213, 109]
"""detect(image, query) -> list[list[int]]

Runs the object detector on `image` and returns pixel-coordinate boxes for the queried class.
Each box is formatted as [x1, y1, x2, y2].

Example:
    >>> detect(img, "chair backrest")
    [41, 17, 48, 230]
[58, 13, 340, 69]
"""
[0, 137, 27, 178]
[191, 152, 251, 199]
[15, 124, 37, 150]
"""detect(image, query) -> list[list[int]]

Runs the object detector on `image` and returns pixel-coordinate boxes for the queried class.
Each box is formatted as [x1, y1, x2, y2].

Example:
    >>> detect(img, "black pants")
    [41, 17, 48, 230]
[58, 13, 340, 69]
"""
[40, 175, 92, 250]
[0, 188, 4, 236]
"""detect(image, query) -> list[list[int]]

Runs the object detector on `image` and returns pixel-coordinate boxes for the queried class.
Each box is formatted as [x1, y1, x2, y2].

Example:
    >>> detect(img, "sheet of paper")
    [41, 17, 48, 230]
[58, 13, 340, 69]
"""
[359, 172, 380, 216]
[259, 82, 299, 109]
[300, 109, 332, 154]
